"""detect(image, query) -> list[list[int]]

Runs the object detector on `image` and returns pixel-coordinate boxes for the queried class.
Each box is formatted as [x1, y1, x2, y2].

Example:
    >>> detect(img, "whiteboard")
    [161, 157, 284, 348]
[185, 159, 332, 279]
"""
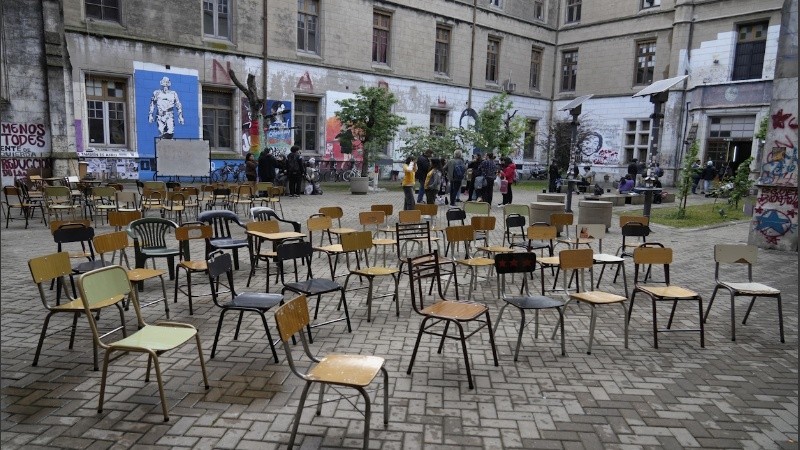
[155, 139, 210, 177]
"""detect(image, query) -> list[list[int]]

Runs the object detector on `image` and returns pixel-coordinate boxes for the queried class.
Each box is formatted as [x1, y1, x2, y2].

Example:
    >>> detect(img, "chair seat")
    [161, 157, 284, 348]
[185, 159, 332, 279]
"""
[477, 245, 513, 253]
[538, 256, 559, 266]
[127, 268, 166, 282]
[315, 244, 344, 253]
[209, 238, 247, 249]
[142, 247, 180, 257]
[258, 250, 278, 258]
[456, 257, 495, 267]
[308, 354, 385, 386]
[719, 282, 780, 295]
[225, 292, 284, 310]
[285, 278, 342, 295]
[330, 227, 356, 235]
[74, 260, 114, 273]
[505, 295, 564, 310]
[110, 324, 196, 352]
[636, 285, 699, 299]
[593, 253, 624, 263]
[422, 300, 487, 321]
[51, 296, 90, 312]
[372, 238, 395, 246]
[570, 290, 627, 304]
[179, 260, 207, 271]
[352, 266, 399, 277]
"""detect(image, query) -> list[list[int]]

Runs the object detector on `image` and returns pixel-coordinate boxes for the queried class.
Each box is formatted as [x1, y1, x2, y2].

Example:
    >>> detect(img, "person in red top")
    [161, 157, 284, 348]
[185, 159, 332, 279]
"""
[499, 157, 517, 206]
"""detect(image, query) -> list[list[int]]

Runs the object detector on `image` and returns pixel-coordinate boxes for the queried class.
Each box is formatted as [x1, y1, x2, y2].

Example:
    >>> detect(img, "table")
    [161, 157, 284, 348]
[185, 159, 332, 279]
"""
[247, 230, 307, 292]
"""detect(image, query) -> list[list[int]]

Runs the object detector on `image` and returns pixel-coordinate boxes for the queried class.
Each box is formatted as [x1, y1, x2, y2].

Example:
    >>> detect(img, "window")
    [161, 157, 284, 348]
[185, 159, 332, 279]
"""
[489, 0, 502, 7]
[202, 90, 233, 151]
[203, 0, 230, 39]
[635, 40, 656, 85]
[529, 47, 543, 90]
[534, 1, 544, 20]
[524, 119, 538, 160]
[733, 21, 768, 81]
[561, 50, 578, 91]
[86, 77, 127, 146]
[294, 97, 319, 152]
[640, 0, 661, 9]
[566, 0, 581, 23]
[486, 37, 501, 83]
[624, 119, 650, 163]
[85, 0, 120, 22]
[372, 11, 391, 64]
[430, 110, 448, 135]
[434, 26, 451, 75]
[297, 0, 319, 54]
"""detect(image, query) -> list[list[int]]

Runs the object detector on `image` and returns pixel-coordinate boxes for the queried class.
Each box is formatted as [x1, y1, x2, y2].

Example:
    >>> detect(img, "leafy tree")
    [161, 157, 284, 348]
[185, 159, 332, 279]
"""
[398, 125, 483, 160]
[676, 140, 699, 217]
[727, 156, 754, 209]
[476, 92, 528, 157]
[335, 86, 406, 177]
[536, 117, 597, 174]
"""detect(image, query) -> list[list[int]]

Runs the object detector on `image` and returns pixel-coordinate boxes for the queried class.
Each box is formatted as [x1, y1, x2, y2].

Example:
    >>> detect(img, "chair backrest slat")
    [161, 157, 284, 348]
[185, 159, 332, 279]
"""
[558, 248, 593, 270]
[274, 295, 310, 343]
[94, 231, 129, 255]
[398, 209, 422, 223]
[29, 252, 72, 283]
[633, 246, 672, 265]
[341, 230, 373, 252]
[714, 244, 757, 265]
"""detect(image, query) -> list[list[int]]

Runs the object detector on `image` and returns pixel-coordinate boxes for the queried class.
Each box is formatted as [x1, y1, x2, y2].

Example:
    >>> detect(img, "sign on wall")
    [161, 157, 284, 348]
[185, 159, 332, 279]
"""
[0, 122, 50, 158]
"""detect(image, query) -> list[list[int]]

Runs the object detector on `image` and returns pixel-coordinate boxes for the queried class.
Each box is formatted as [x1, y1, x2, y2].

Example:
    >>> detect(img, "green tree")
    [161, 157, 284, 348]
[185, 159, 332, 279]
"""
[537, 117, 597, 173]
[335, 86, 407, 177]
[398, 125, 483, 160]
[676, 140, 700, 217]
[476, 92, 528, 157]
[727, 157, 754, 209]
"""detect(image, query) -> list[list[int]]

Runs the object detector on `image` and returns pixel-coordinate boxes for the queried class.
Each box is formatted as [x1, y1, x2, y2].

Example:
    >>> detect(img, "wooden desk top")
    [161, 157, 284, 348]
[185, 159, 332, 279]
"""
[247, 230, 305, 241]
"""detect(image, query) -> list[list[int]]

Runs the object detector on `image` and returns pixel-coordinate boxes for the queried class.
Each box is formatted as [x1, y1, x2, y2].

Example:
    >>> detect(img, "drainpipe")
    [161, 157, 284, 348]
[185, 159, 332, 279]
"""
[262, 0, 268, 100]
[546, 0, 562, 166]
[674, 3, 696, 182]
[467, 0, 477, 109]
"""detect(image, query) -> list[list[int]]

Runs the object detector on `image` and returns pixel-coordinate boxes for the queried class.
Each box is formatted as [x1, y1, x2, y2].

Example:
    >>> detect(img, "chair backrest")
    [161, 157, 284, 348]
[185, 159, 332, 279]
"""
[235, 184, 253, 198]
[633, 245, 672, 265]
[359, 211, 386, 228]
[246, 220, 280, 235]
[175, 223, 212, 260]
[94, 231, 129, 256]
[106, 183, 124, 191]
[494, 252, 537, 275]
[77, 266, 141, 342]
[620, 215, 649, 227]
[398, 209, 422, 223]
[470, 215, 496, 232]
[276, 240, 314, 282]
[396, 221, 433, 254]
[255, 182, 273, 194]
[143, 181, 166, 192]
[197, 210, 244, 239]
[307, 214, 332, 234]
[576, 223, 606, 252]
[503, 203, 530, 219]
[92, 186, 116, 199]
[527, 223, 557, 241]
[445, 207, 466, 226]
[549, 212, 574, 228]
[370, 204, 393, 219]
[274, 294, 310, 344]
[50, 219, 92, 234]
[29, 251, 72, 285]
[206, 250, 236, 303]
[3, 185, 22, 204]
[53, 223, 96, 249]
[714, 244, 757, 265]
[115, 191, 139, 210]
[559, 248, 593, 271]
[406, 251, 446, 313]
[166, 181, 181, 191]
[415, 203, 438, 218]
[108, 210, 142, 229]
[445, 225, 475, 256]
[44, 185, 71, 201]
[463, 201, 490, 216]
[621, 221, 651, 239]
[319, 206, 344, 225]
[340, 230, 373, 253]
[505, 213, 526, 229]
[128, 218, 178, 249]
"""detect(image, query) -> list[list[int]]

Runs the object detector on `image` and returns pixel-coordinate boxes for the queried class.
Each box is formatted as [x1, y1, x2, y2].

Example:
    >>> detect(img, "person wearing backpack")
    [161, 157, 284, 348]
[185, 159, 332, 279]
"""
[286, 145, 304, 197]
[444, 149, 466, 206]
[415, 150, 432, 203]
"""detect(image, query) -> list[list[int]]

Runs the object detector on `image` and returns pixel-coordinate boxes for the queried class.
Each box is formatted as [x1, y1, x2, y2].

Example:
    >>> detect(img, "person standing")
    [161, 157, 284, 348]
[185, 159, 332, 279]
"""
[701, 160, 717, 194]
[690, 159, 702, 194]
[415, 150, 432, 203]
[286, 145, 304, 197]
[244, 152, 257, 193]
[627, 158, 639, 182]
[548, 161, 559, 193]
[444, 150, 466, 206]
[500, 157, 516, 205]
[258, 148, 277, 184]
[478, 153, 498, 205]
[467, 153, 482, 200]
[402, 156, 416, 210]
[424, 159, 443, 205]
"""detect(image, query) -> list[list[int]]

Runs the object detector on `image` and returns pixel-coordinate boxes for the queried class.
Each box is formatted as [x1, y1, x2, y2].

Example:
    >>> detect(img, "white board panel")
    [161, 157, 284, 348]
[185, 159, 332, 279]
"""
[156, 139, 210, 177]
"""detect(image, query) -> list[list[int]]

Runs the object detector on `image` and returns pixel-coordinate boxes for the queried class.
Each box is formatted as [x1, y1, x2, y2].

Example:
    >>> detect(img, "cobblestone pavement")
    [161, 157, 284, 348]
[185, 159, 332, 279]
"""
[1, 186, 797, 449]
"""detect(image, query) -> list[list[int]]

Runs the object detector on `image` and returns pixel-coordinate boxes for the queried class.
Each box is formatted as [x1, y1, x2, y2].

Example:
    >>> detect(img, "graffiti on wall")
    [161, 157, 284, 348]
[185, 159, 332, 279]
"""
[1, 122, 50, 158]
[578, 131, 620, 165]
[1, 157, 51, 180]
[324, 91, 361, 163]
[240, 98, 293, 157]
[751, 187, 798, 246]
[759, 108, 798, 185]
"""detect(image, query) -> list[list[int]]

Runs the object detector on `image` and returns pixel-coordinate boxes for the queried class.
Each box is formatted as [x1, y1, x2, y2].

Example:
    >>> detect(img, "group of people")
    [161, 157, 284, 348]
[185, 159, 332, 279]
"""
[690, 159, 724, 195]
[241, 145, 310, 198]
[401, 151, 519, 211]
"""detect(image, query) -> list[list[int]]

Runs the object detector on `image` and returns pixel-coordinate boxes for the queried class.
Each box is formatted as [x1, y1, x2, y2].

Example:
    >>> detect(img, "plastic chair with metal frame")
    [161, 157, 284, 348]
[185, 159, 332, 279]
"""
[627, 244, 704, 349]
[274, 295, 389, 449]
[406, 250, 499, 390]
[207, 250, 283, 362]
[703, 244, 784, 343]
[28, 252, 127, 371]
[76, 265, 210, 422]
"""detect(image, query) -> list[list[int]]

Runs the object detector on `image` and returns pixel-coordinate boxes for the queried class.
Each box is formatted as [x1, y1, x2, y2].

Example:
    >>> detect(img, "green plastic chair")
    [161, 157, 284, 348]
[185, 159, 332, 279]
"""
[77, 265, 210, 422]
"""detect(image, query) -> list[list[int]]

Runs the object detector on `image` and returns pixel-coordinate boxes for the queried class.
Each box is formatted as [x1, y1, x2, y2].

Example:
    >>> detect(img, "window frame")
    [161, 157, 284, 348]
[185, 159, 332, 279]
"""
[634, 39, 657, 86]
[534, 1, 544, 21]
[202, 89, 234, 153]
[430, 109, 448, 135]
[372, 11, 392, 65]
[85, 76, 128, 147]
[297, 0, 320, 54]
[524, 119, 538, 160]
[85, 0, 121, 23]
[529, 47, 543, 90]
[434, 25, 451, 76]
[732, 20, 769, 81]
[203, 0, 232, 40]
[560, 50, 578, 92]
[486, 37, 501, 83]
[294, 97, 320, 153]
[623, 119, 651, 163]
[566, 0, 581, 24]
[639, 0, 661, 10]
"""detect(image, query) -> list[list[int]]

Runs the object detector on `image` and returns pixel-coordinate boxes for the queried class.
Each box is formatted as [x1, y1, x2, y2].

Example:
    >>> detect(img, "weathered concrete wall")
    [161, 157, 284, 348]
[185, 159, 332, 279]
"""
[749, 0, 798, 251]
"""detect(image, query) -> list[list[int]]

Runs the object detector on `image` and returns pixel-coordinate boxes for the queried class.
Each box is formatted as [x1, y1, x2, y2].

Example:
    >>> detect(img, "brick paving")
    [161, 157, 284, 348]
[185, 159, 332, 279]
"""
[1, 186, 797, 449]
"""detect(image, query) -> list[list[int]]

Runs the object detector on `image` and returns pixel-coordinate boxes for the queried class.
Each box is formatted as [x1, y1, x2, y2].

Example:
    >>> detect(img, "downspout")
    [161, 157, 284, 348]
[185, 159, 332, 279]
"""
[546, 0, 562, 166]
[262, 0, 268, 98]
[674, 3, 696, 182]
[467, 0, 477, 109]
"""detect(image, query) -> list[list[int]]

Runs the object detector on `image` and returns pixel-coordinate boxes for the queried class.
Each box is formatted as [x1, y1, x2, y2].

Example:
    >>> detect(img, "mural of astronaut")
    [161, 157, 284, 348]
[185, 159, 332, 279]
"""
[148, 76, 184, 139]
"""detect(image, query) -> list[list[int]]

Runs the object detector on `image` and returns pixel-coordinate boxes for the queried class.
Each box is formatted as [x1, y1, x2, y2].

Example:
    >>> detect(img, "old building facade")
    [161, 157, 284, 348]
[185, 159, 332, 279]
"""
[1, 0, 795, 248]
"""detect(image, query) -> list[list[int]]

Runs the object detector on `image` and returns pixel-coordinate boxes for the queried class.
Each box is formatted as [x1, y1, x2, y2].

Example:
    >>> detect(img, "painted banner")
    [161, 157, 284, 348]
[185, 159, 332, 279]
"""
[324, 91, 361, 163]
[240, 98, 293, 157]
[1, 122, 50, 158]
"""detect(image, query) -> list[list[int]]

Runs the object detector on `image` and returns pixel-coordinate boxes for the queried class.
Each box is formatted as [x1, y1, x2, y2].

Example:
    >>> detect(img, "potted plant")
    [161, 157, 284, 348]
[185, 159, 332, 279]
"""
[335, 86, 406, 194]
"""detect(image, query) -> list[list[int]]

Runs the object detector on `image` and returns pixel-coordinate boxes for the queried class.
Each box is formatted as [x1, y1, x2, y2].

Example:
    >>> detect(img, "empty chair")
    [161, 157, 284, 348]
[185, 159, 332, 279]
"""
[627, 244, 704, 349]
[229, 184, 254, 214]
[319, 206, 356, 239]
[463, 200, 490, 217]
[128, 217, 180, 280]
[704, 244, 783, 343]
[44, 185, 81, 222]
[207, 251, 283, 362]
[3, 185, 31, 228]
[88, 186, 117, 226]
[250, 206, 301, 231]
[246, 220, 281, 290]
[162, 191, 187, 225]
[341, 231, 400, 322]
[77, 265, 209, 422]
[444, 225, 495, 301]
[358, 211, 395, 266]
[549, 212, 573, 237]
[174, 222, 213, 315]
[274, 295, 389, 449]
[114, 190, 140, 212]
[502, 213, 526, 247]
[198, 210, 248, 270]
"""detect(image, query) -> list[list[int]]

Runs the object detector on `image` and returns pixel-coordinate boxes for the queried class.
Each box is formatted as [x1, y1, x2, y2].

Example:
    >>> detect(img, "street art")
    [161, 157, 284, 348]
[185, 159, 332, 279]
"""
[134, 62, 200, 179]
[296, 71, 313, 91]
[1, 157, 51, 180]
[240, 98, 292, 157]
[751, 187, 798, 246]
[577, 131, 620, 165]
[759, 108, 799, 186]
[324, 91, 360, 164]
[1, 122, 52, 185]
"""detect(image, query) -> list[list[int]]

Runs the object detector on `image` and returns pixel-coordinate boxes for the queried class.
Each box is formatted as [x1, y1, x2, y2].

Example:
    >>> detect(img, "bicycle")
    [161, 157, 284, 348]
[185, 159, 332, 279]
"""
[210, 162, 245, 183]
[339, 161, 360, 182]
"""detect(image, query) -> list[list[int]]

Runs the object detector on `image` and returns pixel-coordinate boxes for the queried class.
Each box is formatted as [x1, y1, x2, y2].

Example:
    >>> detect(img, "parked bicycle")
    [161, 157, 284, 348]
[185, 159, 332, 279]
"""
[210, 161, 245, 183]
